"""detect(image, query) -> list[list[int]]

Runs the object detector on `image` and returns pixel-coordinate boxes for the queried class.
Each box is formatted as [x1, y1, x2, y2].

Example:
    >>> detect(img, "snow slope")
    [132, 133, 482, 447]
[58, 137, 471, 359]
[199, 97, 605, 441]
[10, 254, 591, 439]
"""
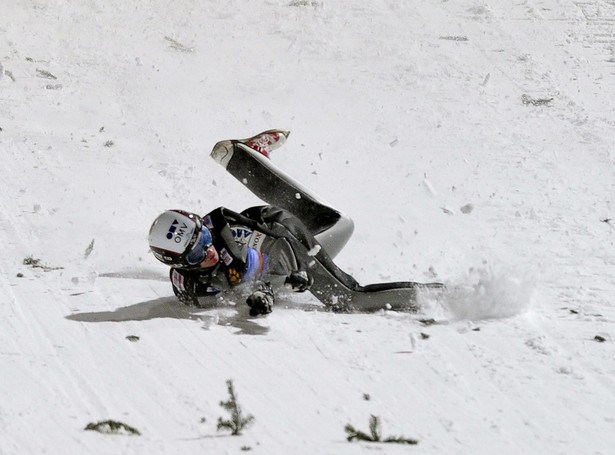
[1, 0, 614, 453]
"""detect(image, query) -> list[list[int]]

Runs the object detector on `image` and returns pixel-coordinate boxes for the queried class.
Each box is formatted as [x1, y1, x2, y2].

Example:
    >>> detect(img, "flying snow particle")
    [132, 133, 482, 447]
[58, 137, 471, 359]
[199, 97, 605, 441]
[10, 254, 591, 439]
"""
[422, 178, 437, 196]
[307, 245, 321, 256]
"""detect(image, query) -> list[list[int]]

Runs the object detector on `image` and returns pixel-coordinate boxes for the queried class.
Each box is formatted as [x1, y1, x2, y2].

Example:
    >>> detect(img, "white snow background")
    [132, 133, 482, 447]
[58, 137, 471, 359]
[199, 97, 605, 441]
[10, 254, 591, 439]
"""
[1, 1, 615, 454]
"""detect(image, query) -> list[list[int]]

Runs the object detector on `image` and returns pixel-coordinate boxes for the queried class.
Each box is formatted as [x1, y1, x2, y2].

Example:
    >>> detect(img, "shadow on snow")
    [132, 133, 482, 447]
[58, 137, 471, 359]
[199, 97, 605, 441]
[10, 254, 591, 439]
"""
[65, 296, 272, 336]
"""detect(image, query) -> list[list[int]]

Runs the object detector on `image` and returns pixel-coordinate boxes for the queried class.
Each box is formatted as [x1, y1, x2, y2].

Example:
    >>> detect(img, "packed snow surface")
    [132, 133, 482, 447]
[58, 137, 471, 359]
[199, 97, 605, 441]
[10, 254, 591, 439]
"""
[1, 1, 614, 454]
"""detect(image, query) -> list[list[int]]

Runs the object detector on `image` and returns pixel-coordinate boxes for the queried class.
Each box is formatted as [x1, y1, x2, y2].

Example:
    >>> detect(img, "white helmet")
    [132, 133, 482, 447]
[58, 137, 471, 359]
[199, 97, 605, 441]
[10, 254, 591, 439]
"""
[148, 210, 212, 268]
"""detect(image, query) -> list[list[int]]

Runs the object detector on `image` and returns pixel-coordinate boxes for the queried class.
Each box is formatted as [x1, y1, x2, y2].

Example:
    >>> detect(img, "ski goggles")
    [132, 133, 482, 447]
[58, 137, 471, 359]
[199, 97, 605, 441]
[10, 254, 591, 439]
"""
[184, 226, 213, 265]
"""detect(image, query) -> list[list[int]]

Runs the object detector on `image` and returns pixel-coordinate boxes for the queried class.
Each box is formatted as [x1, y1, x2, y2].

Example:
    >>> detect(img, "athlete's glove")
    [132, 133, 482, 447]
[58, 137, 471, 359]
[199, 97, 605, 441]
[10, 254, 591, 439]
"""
[285, 270, 313, 292]
[246, 282, 274, 316]
[171, 269, 200, 307]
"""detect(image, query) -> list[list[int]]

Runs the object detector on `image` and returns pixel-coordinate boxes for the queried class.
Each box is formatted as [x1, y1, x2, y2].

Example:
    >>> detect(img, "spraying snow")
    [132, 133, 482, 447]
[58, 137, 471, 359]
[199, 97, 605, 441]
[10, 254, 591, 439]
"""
[426, 266, 535, 321]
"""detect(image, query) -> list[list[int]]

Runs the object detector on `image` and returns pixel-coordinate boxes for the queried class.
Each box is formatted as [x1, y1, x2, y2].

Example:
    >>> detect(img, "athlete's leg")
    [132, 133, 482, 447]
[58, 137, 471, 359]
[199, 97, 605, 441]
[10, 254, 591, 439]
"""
[313, 214, 353, 259]
[211, 138, 353, 258]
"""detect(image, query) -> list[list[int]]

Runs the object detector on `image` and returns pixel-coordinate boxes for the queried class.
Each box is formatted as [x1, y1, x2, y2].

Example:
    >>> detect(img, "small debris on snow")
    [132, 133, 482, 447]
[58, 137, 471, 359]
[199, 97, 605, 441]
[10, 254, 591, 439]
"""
[460, 203, 474, 214]
[420, 332, 430, 339]
[439, 35, 469, 42]
[84, 239, 95, 259]
[36, 68, 57, 79]
[164, 36, 194, 53]
[126, 335, 140, 342]
[594, 335, 607, 343]
[389, 138, 399, 147]
[521, 94, 554, 106]
[23, 256, 64, 271]
[418, 318, 437, 326]
[441, 206, 454, 215]
[289, 0, 322, 8]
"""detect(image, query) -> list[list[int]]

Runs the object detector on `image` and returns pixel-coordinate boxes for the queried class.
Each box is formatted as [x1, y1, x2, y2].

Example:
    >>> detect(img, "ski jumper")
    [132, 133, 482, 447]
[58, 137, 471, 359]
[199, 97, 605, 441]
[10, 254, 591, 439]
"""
[171, 133, 442, 312]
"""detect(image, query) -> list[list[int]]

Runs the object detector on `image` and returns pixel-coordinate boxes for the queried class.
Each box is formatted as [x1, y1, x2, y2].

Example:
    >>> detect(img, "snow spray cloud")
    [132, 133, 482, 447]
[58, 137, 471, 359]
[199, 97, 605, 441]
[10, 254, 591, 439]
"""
[420, 266, 535, 321]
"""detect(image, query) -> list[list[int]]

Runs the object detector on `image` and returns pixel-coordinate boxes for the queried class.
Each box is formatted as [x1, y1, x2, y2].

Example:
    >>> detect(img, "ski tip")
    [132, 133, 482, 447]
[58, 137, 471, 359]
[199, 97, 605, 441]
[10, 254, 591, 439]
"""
[210, 139, 234, 168]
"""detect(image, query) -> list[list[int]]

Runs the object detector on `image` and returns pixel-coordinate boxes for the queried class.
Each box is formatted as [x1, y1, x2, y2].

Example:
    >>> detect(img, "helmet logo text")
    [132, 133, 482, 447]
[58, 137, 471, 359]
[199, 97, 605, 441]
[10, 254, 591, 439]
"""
[167, 220, 189, 243]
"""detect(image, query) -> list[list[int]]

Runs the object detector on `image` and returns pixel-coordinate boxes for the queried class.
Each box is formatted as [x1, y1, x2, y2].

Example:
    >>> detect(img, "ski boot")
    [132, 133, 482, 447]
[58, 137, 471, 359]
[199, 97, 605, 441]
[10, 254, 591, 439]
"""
[240, 129, 290, 158]
[211, 129, 290, 167]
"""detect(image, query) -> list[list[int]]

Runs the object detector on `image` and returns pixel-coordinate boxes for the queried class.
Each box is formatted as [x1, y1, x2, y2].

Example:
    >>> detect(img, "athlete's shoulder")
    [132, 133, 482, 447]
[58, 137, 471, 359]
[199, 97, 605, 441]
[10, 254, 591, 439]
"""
[201, 207, 226, 228]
